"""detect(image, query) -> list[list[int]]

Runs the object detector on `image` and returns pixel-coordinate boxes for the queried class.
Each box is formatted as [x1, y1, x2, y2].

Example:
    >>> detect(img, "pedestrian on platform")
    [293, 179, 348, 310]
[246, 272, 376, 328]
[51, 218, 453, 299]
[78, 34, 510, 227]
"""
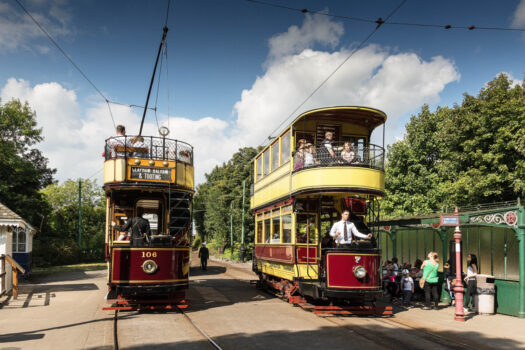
[401, 269, 414, 308]
[464, 253, 478, 312]
[199, 242, 210, 271]
[421, 252, 440, 310]
[444, 261, 456, 306]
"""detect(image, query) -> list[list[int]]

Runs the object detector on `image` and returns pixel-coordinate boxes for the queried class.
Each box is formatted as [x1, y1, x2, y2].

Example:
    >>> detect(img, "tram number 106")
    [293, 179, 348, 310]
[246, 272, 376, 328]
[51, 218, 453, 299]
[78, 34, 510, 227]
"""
[142, 251, 158, 258]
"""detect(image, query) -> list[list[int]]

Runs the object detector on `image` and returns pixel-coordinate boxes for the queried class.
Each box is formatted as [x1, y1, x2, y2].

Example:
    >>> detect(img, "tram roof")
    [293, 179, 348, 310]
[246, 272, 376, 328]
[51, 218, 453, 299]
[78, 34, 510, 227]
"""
[255, 106, 387, 159]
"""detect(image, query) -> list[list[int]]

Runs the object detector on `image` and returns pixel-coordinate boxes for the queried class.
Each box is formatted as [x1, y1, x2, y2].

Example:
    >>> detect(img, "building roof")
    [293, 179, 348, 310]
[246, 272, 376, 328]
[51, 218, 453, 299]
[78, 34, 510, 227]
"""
[0, 202, 36, 232]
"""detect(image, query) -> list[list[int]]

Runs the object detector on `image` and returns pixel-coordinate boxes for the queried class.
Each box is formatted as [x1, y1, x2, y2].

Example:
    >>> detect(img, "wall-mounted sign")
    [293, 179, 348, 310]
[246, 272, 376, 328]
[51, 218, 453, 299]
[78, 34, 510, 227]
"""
[440, 215, 459, 226]
[130, 167, 171, 181]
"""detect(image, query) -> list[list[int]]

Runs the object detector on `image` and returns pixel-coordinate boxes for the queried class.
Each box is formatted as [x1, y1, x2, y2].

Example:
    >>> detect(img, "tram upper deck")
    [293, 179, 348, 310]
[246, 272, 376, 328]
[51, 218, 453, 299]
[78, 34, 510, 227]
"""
[251, 106, 386, 210]
[103, 135, 194, 191]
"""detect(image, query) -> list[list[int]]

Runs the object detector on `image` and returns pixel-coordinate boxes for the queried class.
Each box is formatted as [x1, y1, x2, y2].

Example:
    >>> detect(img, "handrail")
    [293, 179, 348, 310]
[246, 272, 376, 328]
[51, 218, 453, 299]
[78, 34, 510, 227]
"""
[293, 142, 385, 172]
[1, 254, 25, 299]
[104, 135, 194, 165]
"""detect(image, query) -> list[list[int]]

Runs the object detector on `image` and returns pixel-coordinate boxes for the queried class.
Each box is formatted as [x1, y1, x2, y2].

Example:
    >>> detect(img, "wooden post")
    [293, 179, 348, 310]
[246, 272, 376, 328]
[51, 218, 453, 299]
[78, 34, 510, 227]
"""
[12, 268, 18, 299]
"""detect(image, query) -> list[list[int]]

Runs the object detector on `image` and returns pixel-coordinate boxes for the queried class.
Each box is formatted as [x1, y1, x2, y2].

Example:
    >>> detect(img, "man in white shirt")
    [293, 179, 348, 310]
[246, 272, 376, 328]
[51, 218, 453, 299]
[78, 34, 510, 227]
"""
[329, 209, 372, 246]
[107, 125, 129, 158]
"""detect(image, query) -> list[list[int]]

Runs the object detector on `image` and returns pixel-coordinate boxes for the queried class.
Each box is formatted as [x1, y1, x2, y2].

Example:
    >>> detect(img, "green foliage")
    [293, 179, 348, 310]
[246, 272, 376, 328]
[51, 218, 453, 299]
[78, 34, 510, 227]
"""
[192, 235, 202, 250]
[0, 99, 56, 226]
[194, 147, 259, 258]
[383, 74, 525, 217]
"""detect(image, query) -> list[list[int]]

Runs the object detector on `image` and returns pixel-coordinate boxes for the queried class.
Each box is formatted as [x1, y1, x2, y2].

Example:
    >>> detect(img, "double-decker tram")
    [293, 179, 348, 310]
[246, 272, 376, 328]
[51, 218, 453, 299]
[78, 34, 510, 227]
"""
[103, 131, 194, 310]
[250, 106, 391, 315]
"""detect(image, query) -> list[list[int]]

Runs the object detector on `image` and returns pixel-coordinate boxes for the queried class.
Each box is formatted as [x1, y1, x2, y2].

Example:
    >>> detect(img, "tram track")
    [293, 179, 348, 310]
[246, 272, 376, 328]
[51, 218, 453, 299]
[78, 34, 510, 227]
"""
[112, 306, 223, 350]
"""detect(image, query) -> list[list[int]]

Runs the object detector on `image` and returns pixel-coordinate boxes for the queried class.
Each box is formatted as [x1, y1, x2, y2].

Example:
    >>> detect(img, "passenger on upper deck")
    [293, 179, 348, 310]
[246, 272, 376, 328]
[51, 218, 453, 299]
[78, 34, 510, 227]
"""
[340, 142, 356, 163]
[318, 131, 343, 164]
[329, 209, 372, 247]
[293, 139, 306, 170]
[131, 136, 148, 158]
[304, 143, 317, 167]
[107, 125, 129, 158]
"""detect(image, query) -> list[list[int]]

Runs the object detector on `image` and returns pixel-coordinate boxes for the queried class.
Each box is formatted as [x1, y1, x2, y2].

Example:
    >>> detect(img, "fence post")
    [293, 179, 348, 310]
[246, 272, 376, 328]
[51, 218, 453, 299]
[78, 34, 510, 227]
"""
[12, 268, 18, 299]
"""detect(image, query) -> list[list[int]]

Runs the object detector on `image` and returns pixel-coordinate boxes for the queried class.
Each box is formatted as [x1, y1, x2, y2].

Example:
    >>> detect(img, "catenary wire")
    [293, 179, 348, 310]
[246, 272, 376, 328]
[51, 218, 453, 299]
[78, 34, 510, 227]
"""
[258, 0, 407, 146]
[13, 0, 157, 129]
[244, 0, 525, 32]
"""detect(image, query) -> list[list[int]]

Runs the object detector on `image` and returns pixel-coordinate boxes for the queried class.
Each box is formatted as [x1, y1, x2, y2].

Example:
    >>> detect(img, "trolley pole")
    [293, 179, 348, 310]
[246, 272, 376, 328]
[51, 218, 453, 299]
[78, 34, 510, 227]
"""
[240, 180, 246, 262]
[453, 207, 465, 321]
[230, 202, 234, 261]
[78, 179, 82, 249]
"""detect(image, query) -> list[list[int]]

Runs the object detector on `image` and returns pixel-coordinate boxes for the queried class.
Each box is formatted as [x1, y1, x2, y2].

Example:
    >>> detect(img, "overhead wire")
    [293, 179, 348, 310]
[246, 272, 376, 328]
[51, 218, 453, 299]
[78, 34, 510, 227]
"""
[258, 0, 408, 146]
[13, 0, 157, 130]
[244, 0, 525, 32]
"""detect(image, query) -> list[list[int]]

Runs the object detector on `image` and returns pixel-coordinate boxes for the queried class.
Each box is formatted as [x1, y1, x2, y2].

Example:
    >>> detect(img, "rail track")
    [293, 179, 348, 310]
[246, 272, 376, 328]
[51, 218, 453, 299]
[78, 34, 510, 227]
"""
[112, 306, 223, 350]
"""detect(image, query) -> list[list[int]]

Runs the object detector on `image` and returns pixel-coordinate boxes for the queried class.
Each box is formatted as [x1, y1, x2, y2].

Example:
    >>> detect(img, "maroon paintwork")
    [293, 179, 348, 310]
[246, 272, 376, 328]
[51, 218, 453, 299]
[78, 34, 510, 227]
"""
[296, 246, 318, 263]
[326, 252, 380, 289]
[110, 248, 189, 285]
[255, 245, 294, 263]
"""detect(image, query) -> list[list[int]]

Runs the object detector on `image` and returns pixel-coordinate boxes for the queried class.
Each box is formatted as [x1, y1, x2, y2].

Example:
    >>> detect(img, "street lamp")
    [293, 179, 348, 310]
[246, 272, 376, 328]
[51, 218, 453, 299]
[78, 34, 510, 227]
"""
[453, 207, 465, 321]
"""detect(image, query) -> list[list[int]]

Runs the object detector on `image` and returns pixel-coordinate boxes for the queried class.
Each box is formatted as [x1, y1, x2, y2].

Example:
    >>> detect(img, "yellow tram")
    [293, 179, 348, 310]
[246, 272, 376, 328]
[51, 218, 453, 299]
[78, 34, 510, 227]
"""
[251, 106, 388, 313]
[103, 131, 194, 308]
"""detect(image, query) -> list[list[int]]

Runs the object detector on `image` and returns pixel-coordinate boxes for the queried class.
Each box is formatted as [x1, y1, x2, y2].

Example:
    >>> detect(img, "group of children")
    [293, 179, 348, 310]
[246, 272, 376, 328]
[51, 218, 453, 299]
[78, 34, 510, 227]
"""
[383, 258, 423, 308]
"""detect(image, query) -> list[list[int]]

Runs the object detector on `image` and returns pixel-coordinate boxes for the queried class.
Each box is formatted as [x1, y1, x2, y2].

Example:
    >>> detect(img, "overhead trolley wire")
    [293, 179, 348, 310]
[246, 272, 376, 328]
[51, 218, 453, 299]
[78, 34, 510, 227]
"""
[257, 0, 408, 146]
[245, 0, 525, 32]
[13, 0, 156, 129]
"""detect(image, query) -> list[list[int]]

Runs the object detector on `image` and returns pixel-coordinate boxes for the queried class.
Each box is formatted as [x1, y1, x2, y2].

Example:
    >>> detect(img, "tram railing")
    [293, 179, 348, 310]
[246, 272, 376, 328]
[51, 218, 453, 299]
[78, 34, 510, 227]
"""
[104, 136, 193, 165]
[293, 142, 384, 172]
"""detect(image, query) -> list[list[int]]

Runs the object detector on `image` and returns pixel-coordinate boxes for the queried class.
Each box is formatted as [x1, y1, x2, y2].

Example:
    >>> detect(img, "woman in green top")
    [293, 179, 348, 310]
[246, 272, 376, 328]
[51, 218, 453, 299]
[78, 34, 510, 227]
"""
[421, 252, 440, 310]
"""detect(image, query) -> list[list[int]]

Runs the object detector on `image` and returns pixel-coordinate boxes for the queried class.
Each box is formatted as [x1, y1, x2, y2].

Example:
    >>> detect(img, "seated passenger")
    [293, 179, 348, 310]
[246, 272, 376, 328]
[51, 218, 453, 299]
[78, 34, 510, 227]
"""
[340, 142, 356, 163]
[329, 209, 372, 247]
[106, 125, 129, 158]
[131, 136, 148, 158]
[293, 139, 306, 170]
[304, 143, 317, 167]
[179, 150, 192, 163]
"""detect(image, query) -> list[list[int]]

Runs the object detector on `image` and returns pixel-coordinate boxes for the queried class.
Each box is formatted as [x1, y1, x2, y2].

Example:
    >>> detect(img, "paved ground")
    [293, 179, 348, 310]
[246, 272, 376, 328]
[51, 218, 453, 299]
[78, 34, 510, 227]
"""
[1, 255, 524, 350]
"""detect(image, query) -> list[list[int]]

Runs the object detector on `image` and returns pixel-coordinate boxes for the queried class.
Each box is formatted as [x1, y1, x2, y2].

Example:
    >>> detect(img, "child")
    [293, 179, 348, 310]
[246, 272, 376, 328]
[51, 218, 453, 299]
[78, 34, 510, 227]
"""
[401, 269, 414, 308]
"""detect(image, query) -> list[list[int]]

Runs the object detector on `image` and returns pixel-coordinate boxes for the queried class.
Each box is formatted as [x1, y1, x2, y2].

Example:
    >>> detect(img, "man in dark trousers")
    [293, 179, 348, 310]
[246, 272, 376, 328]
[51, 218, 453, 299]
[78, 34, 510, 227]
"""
[112, 208, 151, 247]
[198, 242, 209, 270]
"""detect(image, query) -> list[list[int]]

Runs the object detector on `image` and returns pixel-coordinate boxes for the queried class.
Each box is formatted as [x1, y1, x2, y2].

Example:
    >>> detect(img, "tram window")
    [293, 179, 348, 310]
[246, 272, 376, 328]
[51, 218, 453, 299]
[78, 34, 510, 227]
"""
[263, 149, 270, 175]
[282, 214, 292, 243]
[264, 219, 271, 243]
[272, 215, 280, 243]
[281, 131, 290, 164]
[257, 156, 262, 180]
[272, 141, 280, 170]
[295, 213, 316, 244]
[256, 220, 263, 243]
[143, 213, 158, 235]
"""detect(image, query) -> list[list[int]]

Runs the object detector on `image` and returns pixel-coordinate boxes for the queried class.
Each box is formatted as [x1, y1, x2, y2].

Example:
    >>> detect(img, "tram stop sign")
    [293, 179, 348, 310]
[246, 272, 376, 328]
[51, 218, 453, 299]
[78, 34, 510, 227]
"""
[440, 215, 459, 226]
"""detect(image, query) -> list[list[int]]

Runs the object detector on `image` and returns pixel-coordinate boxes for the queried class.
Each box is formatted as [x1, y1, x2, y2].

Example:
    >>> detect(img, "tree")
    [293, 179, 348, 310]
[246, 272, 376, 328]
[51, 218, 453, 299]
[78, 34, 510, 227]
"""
[0, 99, 56, 226]
[383, 73, 525, 217]
[193, 147, 258, 252]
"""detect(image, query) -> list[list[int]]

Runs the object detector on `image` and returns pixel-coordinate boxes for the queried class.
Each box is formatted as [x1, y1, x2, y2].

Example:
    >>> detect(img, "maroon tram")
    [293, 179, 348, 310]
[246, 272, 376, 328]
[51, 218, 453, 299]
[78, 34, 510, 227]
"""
[250, 106, 390, 315]
[103, 133, 194, 310]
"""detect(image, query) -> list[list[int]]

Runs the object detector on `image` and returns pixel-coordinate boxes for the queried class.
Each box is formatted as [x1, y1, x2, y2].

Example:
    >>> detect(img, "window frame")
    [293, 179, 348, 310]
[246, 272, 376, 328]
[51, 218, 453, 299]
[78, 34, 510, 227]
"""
[263, 149, 270, 175]
[271, 140, 280, 171]
[281, 130, 291, 165]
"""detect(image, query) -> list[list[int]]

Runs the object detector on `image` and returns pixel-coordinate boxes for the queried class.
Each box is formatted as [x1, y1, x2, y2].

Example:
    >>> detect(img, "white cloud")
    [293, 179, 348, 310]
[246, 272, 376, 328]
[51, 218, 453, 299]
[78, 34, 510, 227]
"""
[0, 0, 72, 52]
[268, 13, 344, 61]
[1, 14, 461, 185]
[512, 0, 525, 28]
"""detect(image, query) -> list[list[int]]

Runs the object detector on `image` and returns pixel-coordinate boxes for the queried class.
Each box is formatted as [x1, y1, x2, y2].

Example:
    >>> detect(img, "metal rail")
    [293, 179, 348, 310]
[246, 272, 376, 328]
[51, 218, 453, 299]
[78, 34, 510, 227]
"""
[176, 306, 223, 350]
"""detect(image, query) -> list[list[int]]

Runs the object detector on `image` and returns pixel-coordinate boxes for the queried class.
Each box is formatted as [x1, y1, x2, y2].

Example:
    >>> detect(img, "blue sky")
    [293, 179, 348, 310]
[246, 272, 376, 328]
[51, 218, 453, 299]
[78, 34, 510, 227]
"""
[1, 0, 524, 183]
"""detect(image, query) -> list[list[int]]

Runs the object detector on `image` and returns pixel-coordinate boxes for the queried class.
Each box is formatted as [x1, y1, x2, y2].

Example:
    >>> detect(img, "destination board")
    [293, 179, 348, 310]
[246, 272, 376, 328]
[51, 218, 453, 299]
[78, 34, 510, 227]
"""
[130, 167, 171, 181]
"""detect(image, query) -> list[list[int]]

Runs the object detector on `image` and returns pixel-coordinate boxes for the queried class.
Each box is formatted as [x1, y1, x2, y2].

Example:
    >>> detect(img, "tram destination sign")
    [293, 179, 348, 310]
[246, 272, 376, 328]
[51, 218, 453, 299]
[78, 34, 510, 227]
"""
[130, 167, 171, 181]
[440, 215, 459, 226]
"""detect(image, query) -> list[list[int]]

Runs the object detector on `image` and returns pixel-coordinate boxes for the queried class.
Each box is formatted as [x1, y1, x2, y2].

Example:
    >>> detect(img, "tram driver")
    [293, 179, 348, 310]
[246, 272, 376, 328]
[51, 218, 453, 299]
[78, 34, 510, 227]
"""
[329, 209, 372, 247]
[111, 208, 152, 247]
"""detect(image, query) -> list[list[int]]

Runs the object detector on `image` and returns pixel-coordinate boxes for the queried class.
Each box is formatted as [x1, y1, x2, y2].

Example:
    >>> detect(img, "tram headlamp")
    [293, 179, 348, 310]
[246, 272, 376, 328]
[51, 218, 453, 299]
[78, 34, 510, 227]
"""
[148, 160, 155, 166]
[163, 161, 169, 167]
[353, 265, 367, 279]
[134, 159, 141, 165]
[142, 260, 158, 274]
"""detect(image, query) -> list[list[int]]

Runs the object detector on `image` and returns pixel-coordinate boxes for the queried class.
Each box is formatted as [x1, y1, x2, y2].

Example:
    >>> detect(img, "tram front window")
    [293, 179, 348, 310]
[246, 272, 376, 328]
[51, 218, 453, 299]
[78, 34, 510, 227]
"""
[295, 213, 316, 244]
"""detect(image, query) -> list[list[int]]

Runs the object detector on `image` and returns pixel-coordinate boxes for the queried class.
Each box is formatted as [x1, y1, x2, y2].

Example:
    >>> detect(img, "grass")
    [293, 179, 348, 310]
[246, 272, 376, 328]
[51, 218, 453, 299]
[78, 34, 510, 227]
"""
[32, 262, 107, 275]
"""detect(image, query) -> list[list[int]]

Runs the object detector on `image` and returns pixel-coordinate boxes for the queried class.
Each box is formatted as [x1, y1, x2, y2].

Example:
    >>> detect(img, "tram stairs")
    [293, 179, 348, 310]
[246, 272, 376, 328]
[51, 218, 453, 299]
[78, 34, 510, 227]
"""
[168, 192, 192, 245]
